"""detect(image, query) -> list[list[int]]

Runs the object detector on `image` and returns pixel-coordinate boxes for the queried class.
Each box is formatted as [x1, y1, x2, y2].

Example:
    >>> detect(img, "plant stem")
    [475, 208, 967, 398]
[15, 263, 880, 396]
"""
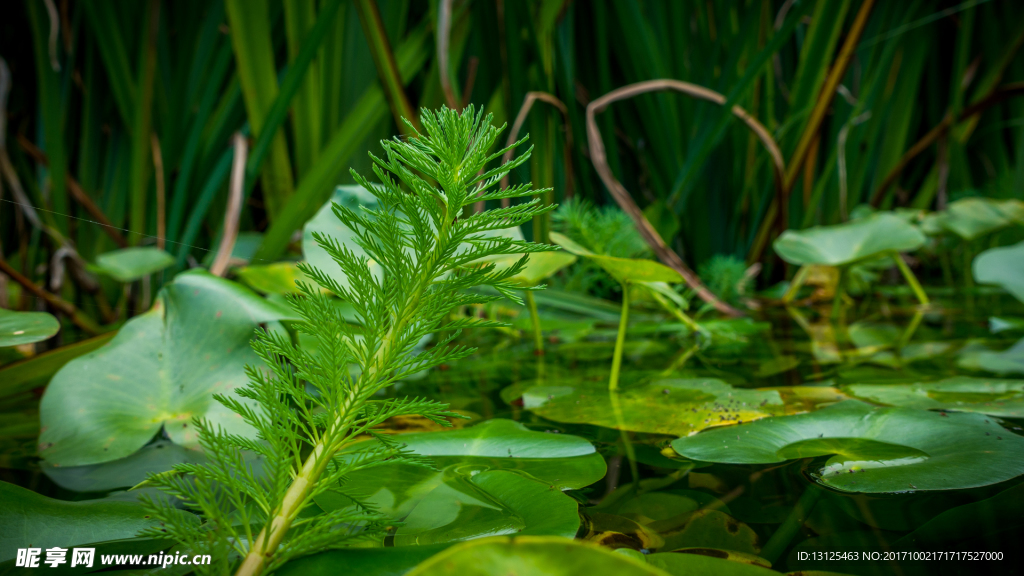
[831, 266, 847, 320]
[760, 483, 823, 564]
[891, 251, 929, 306]
[525, 290, 544, 355]
[609, 282, 630, 392]
[782, 265, 809, 303]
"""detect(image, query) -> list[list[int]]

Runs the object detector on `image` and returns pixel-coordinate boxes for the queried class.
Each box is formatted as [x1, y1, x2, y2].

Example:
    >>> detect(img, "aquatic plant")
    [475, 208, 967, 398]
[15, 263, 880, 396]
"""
[138, 106, 555, 575]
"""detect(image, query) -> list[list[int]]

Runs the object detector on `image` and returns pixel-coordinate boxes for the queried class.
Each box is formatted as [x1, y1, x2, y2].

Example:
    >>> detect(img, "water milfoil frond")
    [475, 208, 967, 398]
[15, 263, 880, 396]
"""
[140, 106, 555, 576]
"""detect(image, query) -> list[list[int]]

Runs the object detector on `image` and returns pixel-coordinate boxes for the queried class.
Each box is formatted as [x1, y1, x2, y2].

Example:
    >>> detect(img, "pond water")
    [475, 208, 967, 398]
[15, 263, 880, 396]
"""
[367, 288, 1024, 576]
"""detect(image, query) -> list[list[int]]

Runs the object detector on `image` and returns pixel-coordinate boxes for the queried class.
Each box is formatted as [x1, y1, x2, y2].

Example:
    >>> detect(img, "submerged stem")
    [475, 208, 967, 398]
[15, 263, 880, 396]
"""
[891, 251, 929, 306]
[525, 290, 544, 355]
[609, 282, 631, 392]
[760, 482, 823, 564]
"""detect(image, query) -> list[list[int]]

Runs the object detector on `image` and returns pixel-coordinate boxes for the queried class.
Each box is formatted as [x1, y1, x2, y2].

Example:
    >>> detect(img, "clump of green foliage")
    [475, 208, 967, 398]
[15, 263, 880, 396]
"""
[698, 254, 751, 308]
[552, 198, 650, 298]
[138, 106, 554, 576]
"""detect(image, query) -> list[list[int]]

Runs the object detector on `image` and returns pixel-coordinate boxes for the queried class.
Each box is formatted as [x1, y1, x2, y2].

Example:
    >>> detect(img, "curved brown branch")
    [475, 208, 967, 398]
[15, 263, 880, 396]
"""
[586, 79, 786, 317]
[498, 91, 574, 208]
[211, 133, 248, 277]
[869, 82, 1024, 206]
[0, 257, 100, 335]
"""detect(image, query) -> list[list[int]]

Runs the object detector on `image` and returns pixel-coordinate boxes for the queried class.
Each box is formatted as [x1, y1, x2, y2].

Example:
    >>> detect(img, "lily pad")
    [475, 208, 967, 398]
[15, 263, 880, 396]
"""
[843, 377, 1024, 417]
[316, 420, 605, 545]
[773, 213, 926, 267]
[928, 197, 1024, 240]
[39, 271, 294, 466]
[276, 544, 454, 576]
[973, 240, 1024, 303]
[0, 309, 59, 347]
[513, 377, 784, 436]
[957, 337, 1024, 376]
[0, 480, 189, 563]
[93, 247, 175, 282]
[41, 440, 216, 493]
[671, 400, 1024, 493]
[551, 232, 682, 284]
[404, 536, 670, 576]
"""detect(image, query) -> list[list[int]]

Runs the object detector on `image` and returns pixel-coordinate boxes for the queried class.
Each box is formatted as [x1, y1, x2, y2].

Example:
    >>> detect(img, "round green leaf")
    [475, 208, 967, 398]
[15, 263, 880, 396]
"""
[405, 536, 670, 576]
[513, 378, 784, 436]
[93, 247, 175, 282]
[772, 213, 926, 267]
[929, 197, 1024, 240]
[0, 480, 191, 563]
[316, 420, 605, 545]
[551, 232, 682, 284]
[671, 400, 1024, 493]
[39, 271, 295, 466]
[974, 240, 1024, 304]
[843, 377, 1024, 417]
[957, 337, 1024, 376]
[0, 309, 59, 347]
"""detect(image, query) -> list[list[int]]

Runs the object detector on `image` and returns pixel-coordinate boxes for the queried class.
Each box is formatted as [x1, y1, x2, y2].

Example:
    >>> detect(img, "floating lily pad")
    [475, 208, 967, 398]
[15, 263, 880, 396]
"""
[927, 197, 1024, 240]
[404, 536, 670, 576]
[551, 232, 682, 284]
[39, 271, 295, 466]
[773, 213, 926, 267]
[843, 377, 1024, 417]
[512, 378, 784, 436]
[0, 480, 190, 563]
[0, 309, 59, 347]
[896, 481, 1024, 547]
[671, 400, 1024, 493]
[957, 337, 1024, 376]
[316, 420, 605, 545]
[93, 247, 175, 282]
[973, 240, 1024, 303]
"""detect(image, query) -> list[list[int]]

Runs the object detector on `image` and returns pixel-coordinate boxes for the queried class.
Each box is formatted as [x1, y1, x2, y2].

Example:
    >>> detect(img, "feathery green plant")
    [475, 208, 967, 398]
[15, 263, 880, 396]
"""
[138, 106, 555, 576]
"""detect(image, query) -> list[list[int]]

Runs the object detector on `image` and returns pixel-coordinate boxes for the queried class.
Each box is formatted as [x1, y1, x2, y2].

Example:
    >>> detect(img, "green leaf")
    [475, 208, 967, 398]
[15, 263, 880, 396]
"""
[843, 377, 1024, 418]
[235, 262, 315, 295]
[0, 480, 189, 564]
[316, 420, 605, 544]
[671, 400, 1024, 493]
[0, 333, 115, 401]
[404, 536, 671, 576]
[94, 247, 175, 283]
[974, 240, 1024, 303]
[39, 271, 295, 466]
[303, 185, 385, 290]
[512, 377, 784, 436]
[41, 440, 206, 493]
[276, 544, 453, 576]
[956, 337, 1024, 376]
[0, 310, 59, 347]
[489, 251, 578, 287]
[551, 232, 682, 284]
[773, 213, 926, 267]
[928, 197, 1024, 240]
[896, 481, 1024, 548]
[646, 550, 773, 575]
